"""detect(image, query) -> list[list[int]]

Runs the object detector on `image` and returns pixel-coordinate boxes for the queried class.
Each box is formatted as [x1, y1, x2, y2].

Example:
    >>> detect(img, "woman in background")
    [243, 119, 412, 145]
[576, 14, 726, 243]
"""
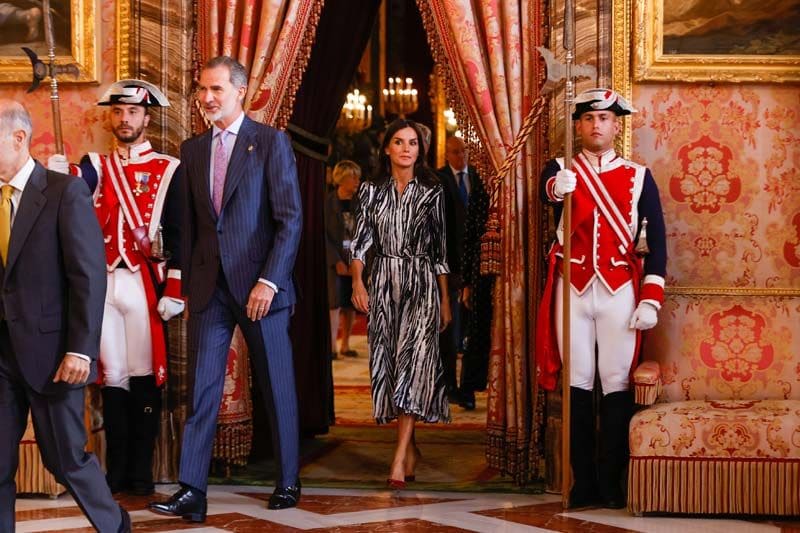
[325, 160, 361, 359]
[350, 119, 451, 488]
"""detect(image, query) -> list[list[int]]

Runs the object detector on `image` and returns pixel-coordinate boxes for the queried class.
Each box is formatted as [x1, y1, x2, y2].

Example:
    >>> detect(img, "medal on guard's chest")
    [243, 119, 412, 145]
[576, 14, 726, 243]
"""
[133, 171, 150, 195]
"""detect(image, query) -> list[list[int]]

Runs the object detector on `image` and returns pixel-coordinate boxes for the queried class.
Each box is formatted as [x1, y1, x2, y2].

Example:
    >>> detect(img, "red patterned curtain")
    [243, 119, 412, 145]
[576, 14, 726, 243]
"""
[418, 0, 547, 484]
[195, 0, 324, 128]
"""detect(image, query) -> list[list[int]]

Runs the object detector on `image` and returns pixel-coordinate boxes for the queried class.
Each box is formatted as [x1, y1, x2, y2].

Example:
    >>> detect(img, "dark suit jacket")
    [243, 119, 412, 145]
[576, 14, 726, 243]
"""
[0, 162, 106, 394]
[324, 188, 350, 269]
[436, 164, 486, 288]
[324, 188, 353, 307]
[181, 116, 303, 313]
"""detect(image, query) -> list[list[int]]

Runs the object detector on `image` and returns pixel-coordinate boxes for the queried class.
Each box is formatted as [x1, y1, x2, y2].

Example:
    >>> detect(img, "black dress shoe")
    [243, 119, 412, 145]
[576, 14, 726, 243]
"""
[268, 483, 301, 510]
[118, 506, 131, 533]
[601, 492, 626, 509]
[148, 486, 207, 522]
[459, 390, 476, 410]
[128, 482, 155, 496]
[447, 388, 462, 404]
[568, 487, 600, 509]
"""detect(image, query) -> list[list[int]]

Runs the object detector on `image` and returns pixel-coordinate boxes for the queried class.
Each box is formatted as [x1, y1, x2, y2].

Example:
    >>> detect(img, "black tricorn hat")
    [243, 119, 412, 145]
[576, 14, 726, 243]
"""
[572, 88, 636, 120]
[97, 79, 170, 107]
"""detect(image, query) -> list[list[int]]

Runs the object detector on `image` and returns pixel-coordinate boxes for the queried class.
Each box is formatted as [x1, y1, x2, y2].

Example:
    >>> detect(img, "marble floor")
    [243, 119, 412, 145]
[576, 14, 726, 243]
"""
[14, 485, 800, 532]
[15, 330, 800, 531]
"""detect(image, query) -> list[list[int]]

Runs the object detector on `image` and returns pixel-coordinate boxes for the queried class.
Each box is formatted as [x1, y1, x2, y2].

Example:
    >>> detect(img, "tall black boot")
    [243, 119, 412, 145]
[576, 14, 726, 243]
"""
[101, 386, 130, 494]
[128, 375, 162, 496]
[568, 386, 598, 508]
[599, 390, 633, 509]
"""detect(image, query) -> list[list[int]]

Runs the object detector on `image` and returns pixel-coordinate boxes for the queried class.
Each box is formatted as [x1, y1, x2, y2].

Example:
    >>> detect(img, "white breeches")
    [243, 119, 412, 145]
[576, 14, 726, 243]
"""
[555, 277, 636, 394]
[100, 269, 154, 389]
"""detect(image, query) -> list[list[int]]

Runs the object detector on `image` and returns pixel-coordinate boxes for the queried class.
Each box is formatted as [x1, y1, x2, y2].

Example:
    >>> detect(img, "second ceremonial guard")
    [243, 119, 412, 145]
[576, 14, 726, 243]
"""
[536, 88, 667, 508]
[49, 79, 183, 496]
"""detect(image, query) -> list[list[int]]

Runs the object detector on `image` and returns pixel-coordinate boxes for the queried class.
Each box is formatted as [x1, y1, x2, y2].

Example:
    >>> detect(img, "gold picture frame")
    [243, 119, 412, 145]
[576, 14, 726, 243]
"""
[117, 0, 131, 80]
[0, 0, 98, 84]
[633, 0, 800, 83]
[611, 0, 632, 156]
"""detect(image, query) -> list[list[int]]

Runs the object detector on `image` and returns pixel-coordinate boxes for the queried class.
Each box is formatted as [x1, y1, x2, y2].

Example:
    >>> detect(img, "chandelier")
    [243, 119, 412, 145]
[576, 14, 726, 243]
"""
[337, 89, 372, 134]
[443, 108, 463, 138]
[383, 77, 418, 118]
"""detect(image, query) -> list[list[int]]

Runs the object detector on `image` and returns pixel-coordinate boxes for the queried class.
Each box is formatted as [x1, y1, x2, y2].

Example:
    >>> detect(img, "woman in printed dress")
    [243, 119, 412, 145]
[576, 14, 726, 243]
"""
[350, 119, 451, 488]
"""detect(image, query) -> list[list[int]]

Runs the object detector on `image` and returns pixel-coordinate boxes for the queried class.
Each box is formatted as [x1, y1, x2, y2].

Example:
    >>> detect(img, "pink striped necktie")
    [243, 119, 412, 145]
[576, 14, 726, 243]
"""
[212, 129, 229, 214]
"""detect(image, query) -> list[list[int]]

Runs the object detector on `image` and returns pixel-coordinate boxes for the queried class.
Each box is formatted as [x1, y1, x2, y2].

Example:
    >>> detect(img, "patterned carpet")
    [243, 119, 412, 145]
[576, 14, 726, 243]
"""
[209, 331, 512, 493]
[331, 332, 487, 429]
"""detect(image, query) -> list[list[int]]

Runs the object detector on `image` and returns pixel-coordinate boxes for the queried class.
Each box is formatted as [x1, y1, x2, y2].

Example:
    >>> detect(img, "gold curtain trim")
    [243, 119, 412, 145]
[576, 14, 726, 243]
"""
[273, 1, 324, 130]
[666, 286, 800, 297]
[628, 457, 800, 516]
[212, 421, 254, 468]
[634, 382, 660, 406]
[486, 426, 534, 485]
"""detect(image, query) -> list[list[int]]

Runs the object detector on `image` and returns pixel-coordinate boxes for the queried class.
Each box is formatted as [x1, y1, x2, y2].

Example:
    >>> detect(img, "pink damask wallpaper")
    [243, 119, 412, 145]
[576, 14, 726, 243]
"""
[632, 84, 800, 401]
[0, 0, 117, 162]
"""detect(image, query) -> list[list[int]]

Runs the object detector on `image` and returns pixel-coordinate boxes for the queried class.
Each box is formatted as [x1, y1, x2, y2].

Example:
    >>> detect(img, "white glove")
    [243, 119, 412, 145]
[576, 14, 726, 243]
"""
[47, 154, 70, 174]
[157, 296, 185, 321]
[554, 169, 577, 199]
[629, 301, 658, 330]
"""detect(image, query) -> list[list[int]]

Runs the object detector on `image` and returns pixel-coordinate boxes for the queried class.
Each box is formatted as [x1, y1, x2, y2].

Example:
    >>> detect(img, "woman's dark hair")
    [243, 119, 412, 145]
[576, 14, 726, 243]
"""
[371, 119, 439, 187]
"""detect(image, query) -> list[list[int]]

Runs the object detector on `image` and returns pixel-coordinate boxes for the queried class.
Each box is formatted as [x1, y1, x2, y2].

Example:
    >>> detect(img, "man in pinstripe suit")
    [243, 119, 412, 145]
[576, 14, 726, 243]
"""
[148, 56, 303, 521]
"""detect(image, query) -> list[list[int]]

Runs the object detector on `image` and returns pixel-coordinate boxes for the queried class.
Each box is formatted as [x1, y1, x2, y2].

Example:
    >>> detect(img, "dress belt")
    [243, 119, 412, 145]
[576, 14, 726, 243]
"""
[376, 253, 429, 303]
[376, 253, 427, 259]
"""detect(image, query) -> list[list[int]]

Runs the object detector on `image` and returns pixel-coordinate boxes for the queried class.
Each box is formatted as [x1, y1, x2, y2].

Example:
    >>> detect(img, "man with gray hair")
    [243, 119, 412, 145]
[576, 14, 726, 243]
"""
[149, 56, 303, 521]
[0, 100, 130, 531]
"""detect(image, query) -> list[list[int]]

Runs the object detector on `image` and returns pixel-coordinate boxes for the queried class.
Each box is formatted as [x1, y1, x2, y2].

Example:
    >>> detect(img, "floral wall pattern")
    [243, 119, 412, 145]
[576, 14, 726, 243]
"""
[0, 0, 117, 163]
[632, 84, 800, 401]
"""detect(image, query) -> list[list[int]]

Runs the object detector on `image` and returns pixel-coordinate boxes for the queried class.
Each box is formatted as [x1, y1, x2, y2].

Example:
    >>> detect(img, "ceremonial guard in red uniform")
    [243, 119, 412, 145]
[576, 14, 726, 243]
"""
[536, 88, 667, 508]
[49, 80, 183, 495]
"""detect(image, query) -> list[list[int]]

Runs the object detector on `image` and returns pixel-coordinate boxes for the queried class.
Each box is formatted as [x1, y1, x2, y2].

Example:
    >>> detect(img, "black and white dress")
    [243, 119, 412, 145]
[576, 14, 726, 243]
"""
[351, 178, 451, 424]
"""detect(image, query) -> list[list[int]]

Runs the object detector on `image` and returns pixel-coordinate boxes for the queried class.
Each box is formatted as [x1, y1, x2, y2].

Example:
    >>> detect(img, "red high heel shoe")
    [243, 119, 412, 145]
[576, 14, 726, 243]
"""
[387, 478, 406, 489]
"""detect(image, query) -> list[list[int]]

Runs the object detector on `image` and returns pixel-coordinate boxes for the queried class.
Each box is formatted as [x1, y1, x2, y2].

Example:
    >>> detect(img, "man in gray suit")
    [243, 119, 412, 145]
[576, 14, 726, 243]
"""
[0, 100, 130, 532]
[149, 56, 303, 522]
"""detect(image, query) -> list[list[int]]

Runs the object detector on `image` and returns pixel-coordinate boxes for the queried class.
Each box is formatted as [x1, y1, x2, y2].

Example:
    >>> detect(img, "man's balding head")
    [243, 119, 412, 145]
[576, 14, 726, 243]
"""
[0, 99, 33, 181]
[444, 135, 467, 170]
[0, 99, 32, 146]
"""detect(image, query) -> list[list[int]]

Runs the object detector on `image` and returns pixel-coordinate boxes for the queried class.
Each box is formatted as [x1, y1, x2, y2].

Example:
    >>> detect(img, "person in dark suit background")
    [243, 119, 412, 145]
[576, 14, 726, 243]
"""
[437, 135, 491, 410]
[148, 56, 303, 522]
[0, 100, 130, 532]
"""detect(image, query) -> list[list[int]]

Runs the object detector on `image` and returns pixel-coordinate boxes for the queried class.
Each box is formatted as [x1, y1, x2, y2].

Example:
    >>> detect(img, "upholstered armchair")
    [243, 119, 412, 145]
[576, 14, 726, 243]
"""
[627, 304, 800, 516]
